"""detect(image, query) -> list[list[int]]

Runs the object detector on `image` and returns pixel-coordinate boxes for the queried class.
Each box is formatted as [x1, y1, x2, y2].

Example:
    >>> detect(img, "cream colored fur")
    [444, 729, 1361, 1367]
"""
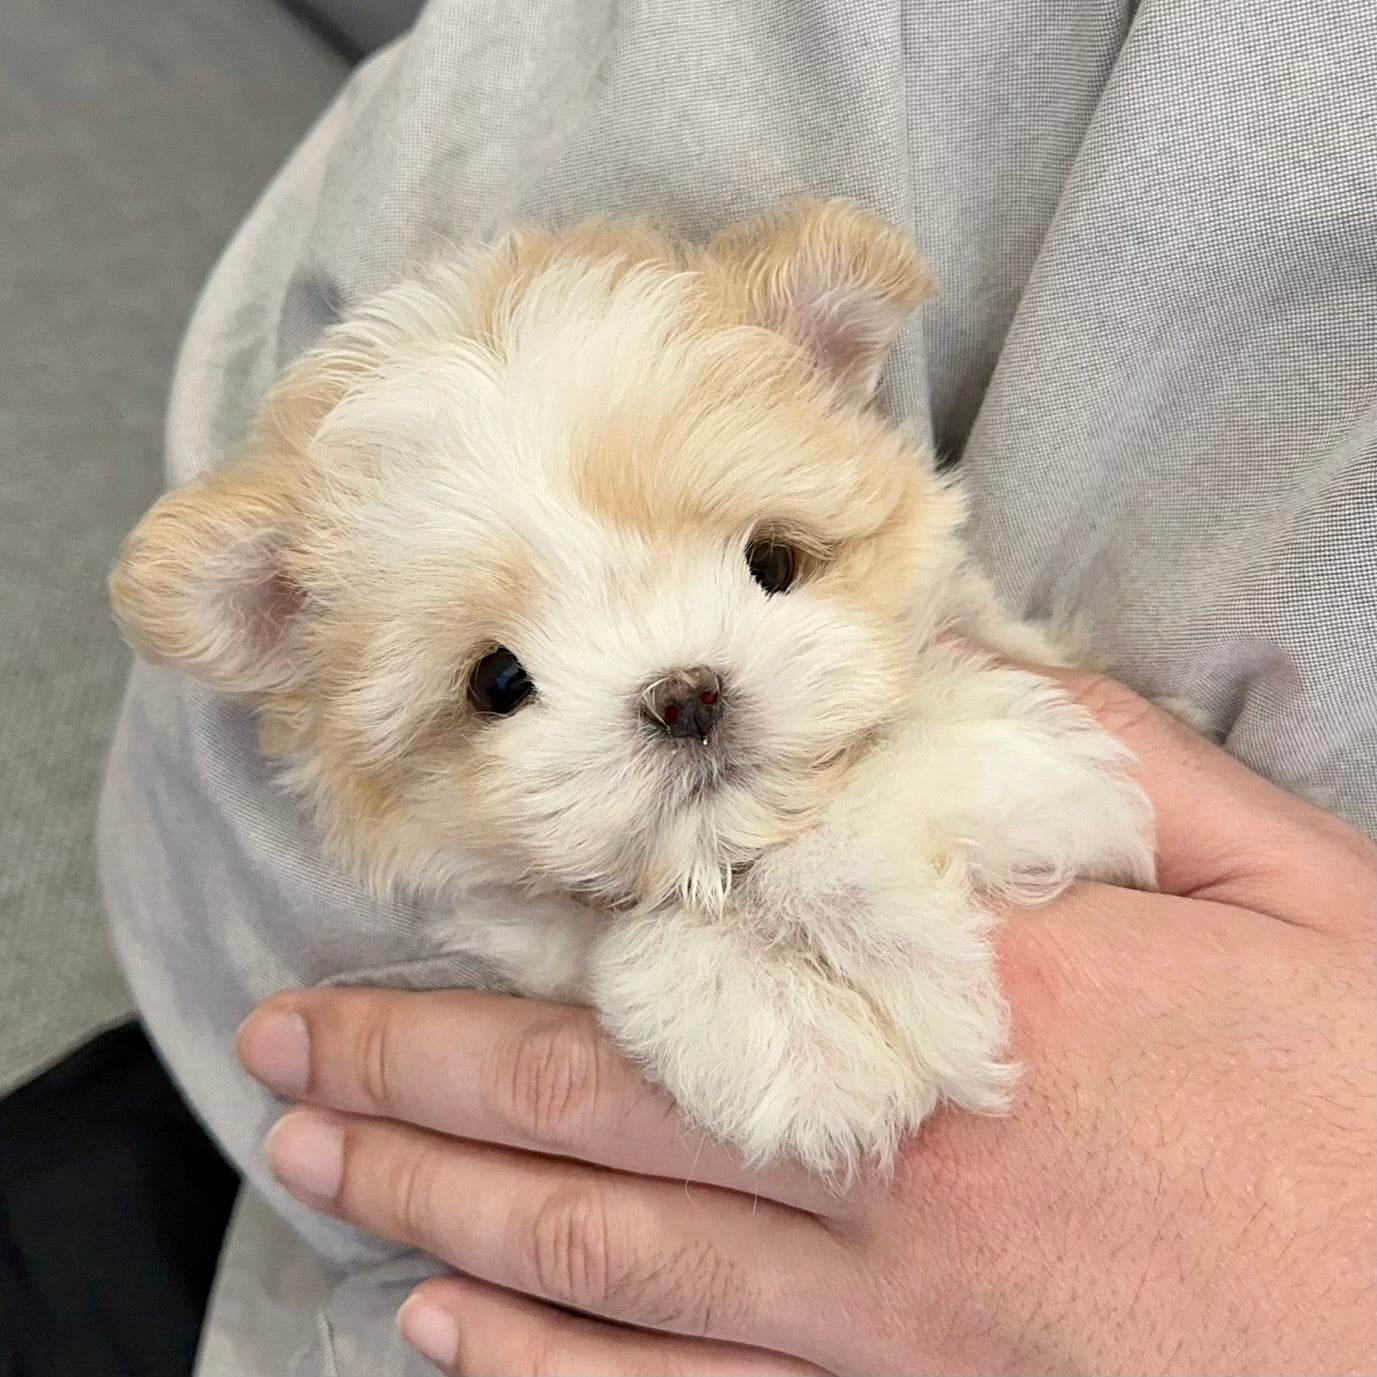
[111, 200, 1156, 1181]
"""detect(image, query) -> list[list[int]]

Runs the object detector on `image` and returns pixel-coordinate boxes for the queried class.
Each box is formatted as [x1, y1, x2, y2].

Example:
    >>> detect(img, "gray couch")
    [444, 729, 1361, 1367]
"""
[0, 0, 351, 1095]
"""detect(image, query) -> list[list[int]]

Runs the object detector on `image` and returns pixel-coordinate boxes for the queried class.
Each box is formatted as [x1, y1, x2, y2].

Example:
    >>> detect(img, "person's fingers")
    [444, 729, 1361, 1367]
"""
[397, 1275, 830, 1376]
[238, 987, 838, 1213]
[263, 1106, 842, 1362]
[1001, 654, 1374, 930]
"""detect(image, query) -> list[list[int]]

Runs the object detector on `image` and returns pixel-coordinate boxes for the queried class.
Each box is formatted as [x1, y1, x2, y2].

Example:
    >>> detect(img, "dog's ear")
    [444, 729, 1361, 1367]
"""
[108, 355, 348, 696]
[110, 455, 310, 695]
[708, 197, 932, 403]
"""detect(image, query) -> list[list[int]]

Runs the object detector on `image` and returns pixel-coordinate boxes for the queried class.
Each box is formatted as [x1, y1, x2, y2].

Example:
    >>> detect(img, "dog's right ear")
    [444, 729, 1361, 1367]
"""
[110, 453, 310, 695]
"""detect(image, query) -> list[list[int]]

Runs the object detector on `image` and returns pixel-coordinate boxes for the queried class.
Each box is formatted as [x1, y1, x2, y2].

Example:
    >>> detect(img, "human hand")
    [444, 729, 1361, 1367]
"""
[238, 668, 1376, 1376]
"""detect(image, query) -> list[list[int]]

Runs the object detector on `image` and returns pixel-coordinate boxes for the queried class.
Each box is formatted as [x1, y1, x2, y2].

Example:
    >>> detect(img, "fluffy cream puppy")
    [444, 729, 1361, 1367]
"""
[111, 200, 1154, 1180]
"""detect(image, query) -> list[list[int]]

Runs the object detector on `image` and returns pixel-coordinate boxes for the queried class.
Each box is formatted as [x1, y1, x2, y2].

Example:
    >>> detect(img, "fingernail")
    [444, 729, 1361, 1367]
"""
[398, 1292, 459, 1369]
[238, 1008, 310, 1097]
[265, 1109, 343, 1206]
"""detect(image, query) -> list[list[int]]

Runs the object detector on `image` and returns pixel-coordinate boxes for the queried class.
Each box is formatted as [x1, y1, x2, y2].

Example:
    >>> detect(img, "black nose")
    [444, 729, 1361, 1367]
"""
[642, 668, 724, 741]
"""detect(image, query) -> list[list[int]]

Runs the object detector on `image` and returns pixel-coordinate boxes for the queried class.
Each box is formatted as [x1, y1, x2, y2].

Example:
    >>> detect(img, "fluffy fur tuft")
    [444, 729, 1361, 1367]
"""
[112, 199, 1155, 1181]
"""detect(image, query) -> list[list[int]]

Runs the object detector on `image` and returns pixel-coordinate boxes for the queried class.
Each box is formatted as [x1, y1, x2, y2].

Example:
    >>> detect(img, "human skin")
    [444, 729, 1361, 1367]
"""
[239, 664, 1376, 1376]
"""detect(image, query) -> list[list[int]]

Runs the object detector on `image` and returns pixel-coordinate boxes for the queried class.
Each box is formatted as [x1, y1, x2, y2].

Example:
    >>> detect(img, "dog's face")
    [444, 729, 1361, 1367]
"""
[112, 200, 965, 908]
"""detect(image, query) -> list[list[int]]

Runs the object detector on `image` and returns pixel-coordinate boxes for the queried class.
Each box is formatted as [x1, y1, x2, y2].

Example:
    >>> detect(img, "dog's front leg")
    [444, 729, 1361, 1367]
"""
[586, 834, 1012, 1181]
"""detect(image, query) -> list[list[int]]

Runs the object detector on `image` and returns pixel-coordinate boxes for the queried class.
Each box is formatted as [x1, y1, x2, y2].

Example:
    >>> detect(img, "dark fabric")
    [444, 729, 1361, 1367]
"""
[0, 1024, 240, 1377]
[278, 0, 423, 61]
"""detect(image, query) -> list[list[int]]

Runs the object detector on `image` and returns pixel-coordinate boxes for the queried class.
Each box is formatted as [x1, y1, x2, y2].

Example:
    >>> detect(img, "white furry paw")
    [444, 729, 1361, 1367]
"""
[589, 907, 1013, 1183]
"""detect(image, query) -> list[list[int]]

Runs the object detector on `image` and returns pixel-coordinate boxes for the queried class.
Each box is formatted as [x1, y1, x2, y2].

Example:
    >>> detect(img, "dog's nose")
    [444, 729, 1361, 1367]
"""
[642, 668, 724, 741]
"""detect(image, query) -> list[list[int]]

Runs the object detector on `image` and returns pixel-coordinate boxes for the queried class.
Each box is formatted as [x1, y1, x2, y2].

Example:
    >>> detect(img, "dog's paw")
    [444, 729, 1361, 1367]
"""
[589, 905, 1012, 1183]
[595, 916, 917, 1179]
[711, 1015, 1014, 1184]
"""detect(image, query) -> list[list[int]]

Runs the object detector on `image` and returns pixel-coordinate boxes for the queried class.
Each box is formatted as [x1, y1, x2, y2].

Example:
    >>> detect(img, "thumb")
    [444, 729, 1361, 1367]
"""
[1024, 662, 1372, 931]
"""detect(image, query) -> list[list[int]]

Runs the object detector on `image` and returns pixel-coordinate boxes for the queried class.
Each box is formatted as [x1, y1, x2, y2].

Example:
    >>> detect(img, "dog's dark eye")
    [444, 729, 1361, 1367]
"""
[468, 647, 534, 715]
[745, 538, 798, 595]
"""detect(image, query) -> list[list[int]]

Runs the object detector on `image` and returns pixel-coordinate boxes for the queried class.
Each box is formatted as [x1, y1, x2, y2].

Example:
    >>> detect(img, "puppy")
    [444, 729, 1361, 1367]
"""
[111, 199, 1155, 1181]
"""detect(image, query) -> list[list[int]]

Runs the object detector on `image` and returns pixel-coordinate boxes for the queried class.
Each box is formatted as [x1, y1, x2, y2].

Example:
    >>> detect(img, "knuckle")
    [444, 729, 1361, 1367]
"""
[607, 1231, 750, 1336]
[527, 1182, 614, 1310]
[526, 1186, 747, 1334]
[500, 1012, 605, 1152]
[450, 1331, 479, 1377]
[385, 1141, 444, 1254]
[452, 1330, 559, 1377]
[450, 1317, 496, 1377]
[354, 1004, 399, 1113]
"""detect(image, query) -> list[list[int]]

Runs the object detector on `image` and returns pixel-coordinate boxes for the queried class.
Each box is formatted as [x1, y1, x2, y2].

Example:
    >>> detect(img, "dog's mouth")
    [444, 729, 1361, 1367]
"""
[665, 730, 781, 811]
[678, 743, 745, 796]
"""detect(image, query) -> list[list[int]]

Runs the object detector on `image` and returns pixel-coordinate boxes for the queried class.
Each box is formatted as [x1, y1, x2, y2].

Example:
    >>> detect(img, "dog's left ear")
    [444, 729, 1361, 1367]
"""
[708, 197, 933, 403]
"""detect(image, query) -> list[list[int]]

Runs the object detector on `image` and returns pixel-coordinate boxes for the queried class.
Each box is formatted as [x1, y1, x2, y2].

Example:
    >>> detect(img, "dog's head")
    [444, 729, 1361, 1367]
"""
[112, 199, 964, 909]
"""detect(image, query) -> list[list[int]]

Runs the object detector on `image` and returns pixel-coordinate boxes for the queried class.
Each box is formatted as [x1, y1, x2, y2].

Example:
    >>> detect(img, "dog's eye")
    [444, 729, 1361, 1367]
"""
[468, 647, 534, 715]
[745, 538, 798, 595]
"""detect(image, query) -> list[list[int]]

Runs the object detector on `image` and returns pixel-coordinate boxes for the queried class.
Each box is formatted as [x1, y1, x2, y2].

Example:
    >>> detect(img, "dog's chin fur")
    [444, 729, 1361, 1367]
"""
[110, 199, 1157, 1183]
